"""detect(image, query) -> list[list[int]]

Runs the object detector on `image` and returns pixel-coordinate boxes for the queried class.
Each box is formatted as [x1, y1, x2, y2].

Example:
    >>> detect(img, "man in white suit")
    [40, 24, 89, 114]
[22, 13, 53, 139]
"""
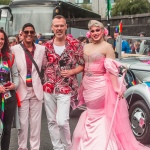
[11, 23, 45, 150]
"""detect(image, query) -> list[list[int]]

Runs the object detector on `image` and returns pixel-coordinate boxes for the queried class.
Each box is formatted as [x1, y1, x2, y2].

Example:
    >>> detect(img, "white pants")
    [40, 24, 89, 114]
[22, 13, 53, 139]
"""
[18, 87, 43, 150]
[44, 92, 71, 150]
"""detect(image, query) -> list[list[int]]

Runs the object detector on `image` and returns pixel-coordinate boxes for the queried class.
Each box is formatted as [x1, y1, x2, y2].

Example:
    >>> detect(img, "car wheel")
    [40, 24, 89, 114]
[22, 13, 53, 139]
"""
[129, 100, 150, 144]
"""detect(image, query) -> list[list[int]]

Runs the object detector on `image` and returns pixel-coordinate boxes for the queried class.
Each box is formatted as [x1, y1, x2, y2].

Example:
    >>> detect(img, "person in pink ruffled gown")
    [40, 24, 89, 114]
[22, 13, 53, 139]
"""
[71, 20, 150, 150]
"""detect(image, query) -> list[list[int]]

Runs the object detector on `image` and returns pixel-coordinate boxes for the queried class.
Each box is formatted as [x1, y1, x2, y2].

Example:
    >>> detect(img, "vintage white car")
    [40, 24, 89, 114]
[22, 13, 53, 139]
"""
[116, 35, 150, 144]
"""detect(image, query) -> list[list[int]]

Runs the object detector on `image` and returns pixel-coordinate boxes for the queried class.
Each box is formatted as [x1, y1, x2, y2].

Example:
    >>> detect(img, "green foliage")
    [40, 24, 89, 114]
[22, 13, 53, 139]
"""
[0, 0, 10, 5]
[111, 0, 150, 16]
[80, 4, 92, 11]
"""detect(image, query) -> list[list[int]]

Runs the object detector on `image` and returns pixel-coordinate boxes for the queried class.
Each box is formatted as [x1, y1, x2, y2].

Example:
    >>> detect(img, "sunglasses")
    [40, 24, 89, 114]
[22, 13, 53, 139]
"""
[90, 29, 101, 33]
[23, 30, 35, 35]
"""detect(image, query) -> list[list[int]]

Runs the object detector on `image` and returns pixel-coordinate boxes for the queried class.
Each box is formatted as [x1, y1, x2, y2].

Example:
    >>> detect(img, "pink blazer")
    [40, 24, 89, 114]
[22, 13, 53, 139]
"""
[11, 43, 45, 101]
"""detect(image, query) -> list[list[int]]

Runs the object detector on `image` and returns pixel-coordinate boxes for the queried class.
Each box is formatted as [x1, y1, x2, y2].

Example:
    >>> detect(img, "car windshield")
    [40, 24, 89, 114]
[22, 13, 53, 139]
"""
[116, 35, 150, 60]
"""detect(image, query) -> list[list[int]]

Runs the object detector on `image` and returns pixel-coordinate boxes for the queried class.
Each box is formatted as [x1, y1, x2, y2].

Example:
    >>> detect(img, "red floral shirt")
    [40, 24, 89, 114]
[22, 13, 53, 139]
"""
[43, 35, 84, 104]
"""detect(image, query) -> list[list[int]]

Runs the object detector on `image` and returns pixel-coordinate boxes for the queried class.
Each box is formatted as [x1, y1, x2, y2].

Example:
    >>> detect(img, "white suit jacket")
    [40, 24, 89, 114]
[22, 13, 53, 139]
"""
[11, 43, 45, 101]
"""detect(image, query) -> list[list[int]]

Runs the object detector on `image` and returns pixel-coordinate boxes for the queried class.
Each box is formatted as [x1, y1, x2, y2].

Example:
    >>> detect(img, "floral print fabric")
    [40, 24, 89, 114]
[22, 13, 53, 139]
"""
[43, 35, 84, 105]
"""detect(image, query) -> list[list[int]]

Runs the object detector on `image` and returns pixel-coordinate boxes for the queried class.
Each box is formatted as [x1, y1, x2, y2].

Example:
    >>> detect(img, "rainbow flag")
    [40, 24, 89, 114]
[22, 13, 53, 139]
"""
[115, 20, 122, 34]
[131, 80, 136, 86]
[119, 21, 122, 33]
[2, 62, 9, 72]
[115, 26, 119, 33]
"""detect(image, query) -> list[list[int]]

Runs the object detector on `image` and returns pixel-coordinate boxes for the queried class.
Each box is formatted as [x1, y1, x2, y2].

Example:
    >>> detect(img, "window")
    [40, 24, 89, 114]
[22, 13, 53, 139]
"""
[75, 0, 92, 4]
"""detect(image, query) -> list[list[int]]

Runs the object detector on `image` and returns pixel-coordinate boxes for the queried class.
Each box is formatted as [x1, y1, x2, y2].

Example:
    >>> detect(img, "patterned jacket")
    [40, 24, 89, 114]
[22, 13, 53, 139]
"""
[43, 35, 84, 105]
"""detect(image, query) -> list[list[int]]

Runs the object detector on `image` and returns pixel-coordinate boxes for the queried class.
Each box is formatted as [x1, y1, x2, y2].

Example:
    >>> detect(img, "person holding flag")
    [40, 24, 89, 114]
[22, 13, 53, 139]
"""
[114, 20, 131, 54]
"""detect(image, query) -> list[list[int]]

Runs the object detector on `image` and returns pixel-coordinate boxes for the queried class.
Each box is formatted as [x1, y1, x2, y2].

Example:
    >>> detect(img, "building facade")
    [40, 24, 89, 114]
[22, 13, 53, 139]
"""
[61, 0, 114, 18]
[61, 0, 150, 18]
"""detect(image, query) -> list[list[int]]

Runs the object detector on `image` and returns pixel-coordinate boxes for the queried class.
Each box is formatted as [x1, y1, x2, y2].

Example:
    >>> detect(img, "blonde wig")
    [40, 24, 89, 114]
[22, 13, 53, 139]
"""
[88, 20, 104, 30]
[88, 20, 106, 42]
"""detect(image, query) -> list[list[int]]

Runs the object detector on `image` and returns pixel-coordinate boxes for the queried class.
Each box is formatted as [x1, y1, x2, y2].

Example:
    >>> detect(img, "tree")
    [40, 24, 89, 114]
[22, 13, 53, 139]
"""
[0, 0, 10, 5]
[111, 0, 150, 16]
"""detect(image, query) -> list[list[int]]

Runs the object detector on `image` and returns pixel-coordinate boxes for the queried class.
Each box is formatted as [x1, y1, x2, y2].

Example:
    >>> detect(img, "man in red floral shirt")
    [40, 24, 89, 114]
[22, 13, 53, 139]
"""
[43, 15, 84, 150]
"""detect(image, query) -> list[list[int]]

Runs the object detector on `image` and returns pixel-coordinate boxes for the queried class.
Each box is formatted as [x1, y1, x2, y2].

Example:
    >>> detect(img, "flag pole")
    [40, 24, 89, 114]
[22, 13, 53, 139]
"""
[107, 0, 111, 35]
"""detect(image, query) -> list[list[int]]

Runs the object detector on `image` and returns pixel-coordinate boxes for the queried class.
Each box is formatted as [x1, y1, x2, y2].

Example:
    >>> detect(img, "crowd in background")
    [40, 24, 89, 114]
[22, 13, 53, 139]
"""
[6, 28, 150, 57]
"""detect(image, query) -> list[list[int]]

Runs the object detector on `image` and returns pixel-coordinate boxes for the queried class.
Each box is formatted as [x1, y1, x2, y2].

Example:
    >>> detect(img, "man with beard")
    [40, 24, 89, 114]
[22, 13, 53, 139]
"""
[43, 15, 84, 150]
[11, 23, 45, 150]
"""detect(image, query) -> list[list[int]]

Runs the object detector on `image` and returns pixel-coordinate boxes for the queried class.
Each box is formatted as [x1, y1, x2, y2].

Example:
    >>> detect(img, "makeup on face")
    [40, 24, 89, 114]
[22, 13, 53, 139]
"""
[90, 29, 101, 33]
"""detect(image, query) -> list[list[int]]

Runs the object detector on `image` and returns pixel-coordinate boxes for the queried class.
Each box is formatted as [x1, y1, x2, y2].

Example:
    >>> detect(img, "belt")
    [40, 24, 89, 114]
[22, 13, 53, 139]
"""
[85, 71, 105, 76]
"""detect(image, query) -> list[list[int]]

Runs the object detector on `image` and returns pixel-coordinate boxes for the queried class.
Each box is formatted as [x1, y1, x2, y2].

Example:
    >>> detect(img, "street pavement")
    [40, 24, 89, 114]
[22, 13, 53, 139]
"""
[9, 106, 81, 150]
[9, 105, 150, 150]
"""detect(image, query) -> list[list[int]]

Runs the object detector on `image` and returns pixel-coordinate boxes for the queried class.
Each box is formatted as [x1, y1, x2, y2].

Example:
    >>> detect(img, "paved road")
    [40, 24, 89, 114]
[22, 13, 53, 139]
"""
[9, 106, 81, 150]
[9, 106, 150, 150]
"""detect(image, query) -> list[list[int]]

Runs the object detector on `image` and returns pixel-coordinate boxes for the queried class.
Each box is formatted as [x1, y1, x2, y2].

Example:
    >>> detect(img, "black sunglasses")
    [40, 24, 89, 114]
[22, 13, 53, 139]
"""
[90, 29, 101, 33]
[23, 30, 35, 35]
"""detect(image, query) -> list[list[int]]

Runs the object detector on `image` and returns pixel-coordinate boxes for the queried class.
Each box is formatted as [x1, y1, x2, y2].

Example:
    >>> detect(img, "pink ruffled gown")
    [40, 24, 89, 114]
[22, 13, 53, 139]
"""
[71, 53, 150, 150]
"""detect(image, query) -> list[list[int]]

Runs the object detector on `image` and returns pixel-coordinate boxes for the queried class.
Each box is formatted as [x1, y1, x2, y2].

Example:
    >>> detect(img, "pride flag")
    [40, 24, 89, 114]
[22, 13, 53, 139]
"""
[115, 26, 119, 33]
[119, 21, 122, 33]
[131, 80, 136, 86]
[115, 20, 122, 34]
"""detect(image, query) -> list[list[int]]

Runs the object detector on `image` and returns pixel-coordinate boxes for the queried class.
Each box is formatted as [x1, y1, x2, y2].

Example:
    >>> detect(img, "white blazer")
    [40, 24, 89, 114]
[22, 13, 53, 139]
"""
[11, 43, 45, 101]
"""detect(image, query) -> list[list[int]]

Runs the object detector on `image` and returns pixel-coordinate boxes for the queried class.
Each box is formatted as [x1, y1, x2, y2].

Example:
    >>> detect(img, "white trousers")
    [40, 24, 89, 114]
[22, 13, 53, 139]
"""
[18, 87, 43, 150]
[44, 92, 71, 150]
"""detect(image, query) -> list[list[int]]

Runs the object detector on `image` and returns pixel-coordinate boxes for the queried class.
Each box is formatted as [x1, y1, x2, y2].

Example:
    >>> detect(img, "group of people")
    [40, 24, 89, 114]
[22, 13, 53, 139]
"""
[131, 32, 150, 55]
[8, 30, 24, 48]
[0, 14, 150, 150]
[113, 30, 150, 55]
[8, 31, 45, 49]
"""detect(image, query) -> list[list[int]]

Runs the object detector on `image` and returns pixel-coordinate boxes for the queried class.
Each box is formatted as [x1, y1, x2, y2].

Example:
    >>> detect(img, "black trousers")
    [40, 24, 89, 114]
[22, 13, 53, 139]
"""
[0, 90, 17, 150]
